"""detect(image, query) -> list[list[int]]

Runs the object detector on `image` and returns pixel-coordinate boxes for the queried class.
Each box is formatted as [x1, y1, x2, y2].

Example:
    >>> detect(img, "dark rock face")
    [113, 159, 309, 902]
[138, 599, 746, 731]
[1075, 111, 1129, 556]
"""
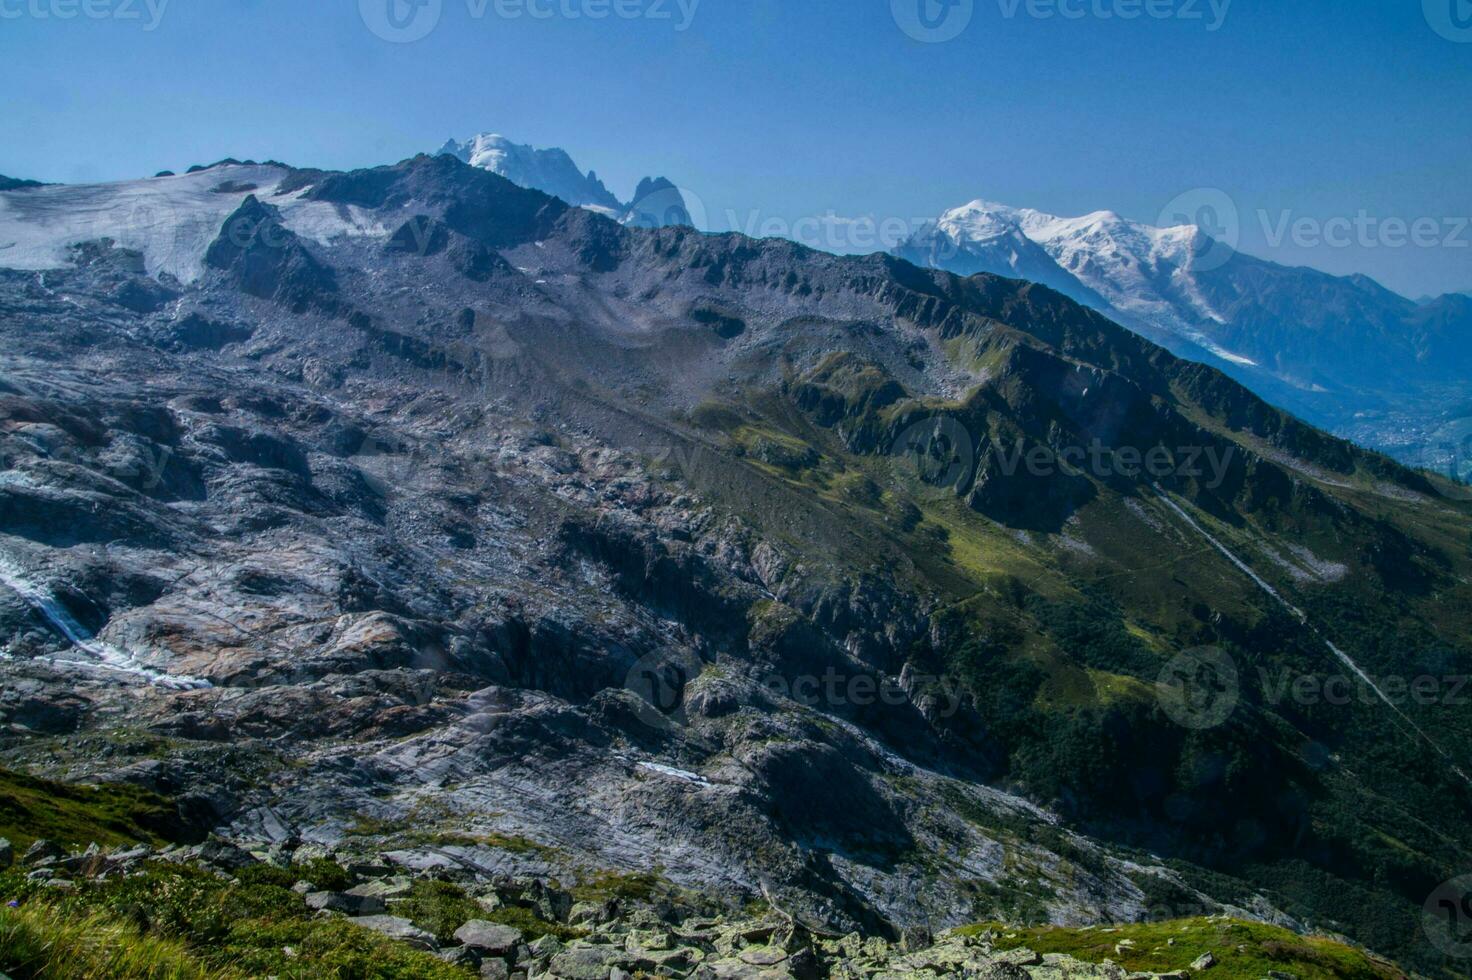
[965, 439, 1096, 532]
[0, 155, 1467, 971]
[165, 313, 253, 351]
[747, 741, 911, 852]
[204, 195, 338, 312]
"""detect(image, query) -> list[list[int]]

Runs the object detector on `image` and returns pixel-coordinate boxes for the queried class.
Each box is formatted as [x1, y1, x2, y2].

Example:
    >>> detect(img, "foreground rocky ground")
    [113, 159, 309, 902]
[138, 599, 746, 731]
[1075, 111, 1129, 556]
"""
[0, 832, 1406, 980]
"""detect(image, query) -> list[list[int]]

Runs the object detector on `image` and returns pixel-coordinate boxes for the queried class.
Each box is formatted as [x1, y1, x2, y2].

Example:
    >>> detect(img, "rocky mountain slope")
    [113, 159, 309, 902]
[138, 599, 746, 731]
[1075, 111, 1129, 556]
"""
[0, 155, 1469, 975]
[895, 201, 1472, 475]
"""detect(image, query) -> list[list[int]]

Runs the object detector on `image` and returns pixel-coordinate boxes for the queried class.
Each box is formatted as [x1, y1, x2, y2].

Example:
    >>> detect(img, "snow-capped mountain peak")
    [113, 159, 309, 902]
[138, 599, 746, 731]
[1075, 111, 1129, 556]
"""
[436, 131, 690, 228]
[933, 200, 1030, 242]
[896, 193, 1472, 426]
[437, 133, 623, 214]
[903, 198, 1230, 336]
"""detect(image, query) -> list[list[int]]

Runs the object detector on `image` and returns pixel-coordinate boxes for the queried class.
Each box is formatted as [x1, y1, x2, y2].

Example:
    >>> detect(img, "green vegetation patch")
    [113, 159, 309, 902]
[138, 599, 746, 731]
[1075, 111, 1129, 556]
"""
[344, 807, 558, 860]
[392, 879, 578, 943]
[0, 766, 184, 850]
[572, 870, 664, 905]
[954, 917, 1403, 980]
[432, 831, 556, 858]
[0, 861, 470, 979]
[0, 901, 234, 980]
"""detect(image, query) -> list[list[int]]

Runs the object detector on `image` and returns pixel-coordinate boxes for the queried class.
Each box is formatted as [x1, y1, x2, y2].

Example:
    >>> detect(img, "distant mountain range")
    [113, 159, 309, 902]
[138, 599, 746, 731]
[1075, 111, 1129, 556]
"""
[7, 132, 1469, 475]
[892, 201, 1472, 475]
[1418, 289, 1472, 304]
[896, 201, 1472, 388]
[428, 137, 1472, 475]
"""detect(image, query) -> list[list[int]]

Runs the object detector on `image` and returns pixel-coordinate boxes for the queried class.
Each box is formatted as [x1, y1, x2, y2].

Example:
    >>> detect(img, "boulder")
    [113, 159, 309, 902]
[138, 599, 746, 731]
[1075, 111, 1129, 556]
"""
[0, 837, 12, 869]
[22, 839, 63, 866]
[346, 877, 415, 900]
[349, 915, 439, 952]
[739, 945, 788, 966]
[787, 946, 822, 980]
[970, 963, 1034, 980]
[901, 924, 933, 952]
[1191, 952, 1217, 971]
[436, 945, 481, 969]
[632, 947, 702, 973]
[524, 878, 573, 923]
[625, 926, 674, 952]
[567, 900, 603, 925]
[706, 955, 794, 977]
[197, 837, 256, 871]
[997, 946, 1042, 966]
[524, 934, 564, 968]
[305, 890, 387, 915]
[110, 844, 154, 866]
[454, 920, 523, 956]
[739, 920, 781, 944]
[548, 944, 632, 979]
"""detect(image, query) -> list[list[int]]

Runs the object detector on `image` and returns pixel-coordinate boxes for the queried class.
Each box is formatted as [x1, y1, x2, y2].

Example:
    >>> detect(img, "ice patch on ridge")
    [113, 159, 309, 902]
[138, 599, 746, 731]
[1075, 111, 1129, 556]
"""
[0, 165, 388, 284]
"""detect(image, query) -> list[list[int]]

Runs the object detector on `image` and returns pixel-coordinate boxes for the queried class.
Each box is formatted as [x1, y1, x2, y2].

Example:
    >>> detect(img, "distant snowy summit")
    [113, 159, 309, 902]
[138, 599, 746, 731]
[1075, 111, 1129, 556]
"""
[436, 133, 691, 228]
[897, 199, 1231, 356]
[894, 197, 1472, 447]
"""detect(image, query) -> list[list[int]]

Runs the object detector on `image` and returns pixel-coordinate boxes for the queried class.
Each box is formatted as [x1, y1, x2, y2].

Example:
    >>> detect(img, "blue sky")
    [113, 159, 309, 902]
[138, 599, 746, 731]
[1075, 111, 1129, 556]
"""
[2, 0, 1469, 298]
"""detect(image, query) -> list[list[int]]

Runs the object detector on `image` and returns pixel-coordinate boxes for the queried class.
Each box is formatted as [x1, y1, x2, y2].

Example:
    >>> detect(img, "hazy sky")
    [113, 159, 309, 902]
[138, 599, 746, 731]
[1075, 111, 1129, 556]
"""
[2, 0, 1469, 298]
